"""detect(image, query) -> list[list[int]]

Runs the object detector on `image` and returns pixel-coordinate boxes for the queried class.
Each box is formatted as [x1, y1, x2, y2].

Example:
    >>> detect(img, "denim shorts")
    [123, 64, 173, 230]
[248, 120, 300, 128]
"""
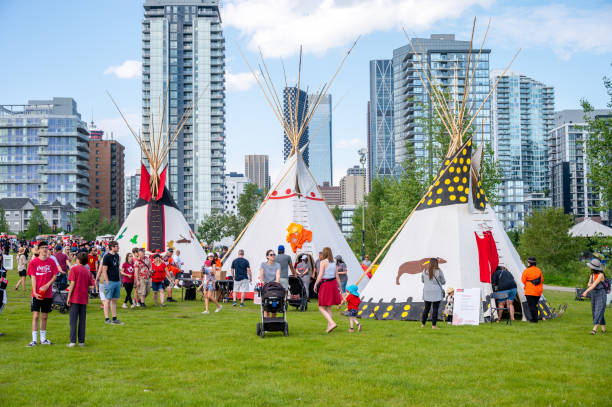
[151, 281, 164, 292]
[347, 309, 358, 317]
[496, 288, 517, 302]
[104, 280, 121, 299]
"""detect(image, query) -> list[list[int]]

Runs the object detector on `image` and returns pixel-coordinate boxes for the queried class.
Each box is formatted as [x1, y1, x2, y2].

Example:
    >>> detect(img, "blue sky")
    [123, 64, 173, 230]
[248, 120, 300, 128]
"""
[1, 0, 611, 182]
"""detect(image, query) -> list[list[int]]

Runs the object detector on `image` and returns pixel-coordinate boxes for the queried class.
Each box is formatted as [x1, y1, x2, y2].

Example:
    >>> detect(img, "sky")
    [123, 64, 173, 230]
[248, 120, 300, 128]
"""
[1, 0, 611, 184]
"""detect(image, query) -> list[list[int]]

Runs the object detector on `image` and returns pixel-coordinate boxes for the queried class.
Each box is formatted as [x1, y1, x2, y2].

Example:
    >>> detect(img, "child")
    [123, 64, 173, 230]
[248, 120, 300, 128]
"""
[444, 287, 454, 322]
[344, 285, 362, 332]
[66, 252, 95, 347]
[201, 255, 222, 314]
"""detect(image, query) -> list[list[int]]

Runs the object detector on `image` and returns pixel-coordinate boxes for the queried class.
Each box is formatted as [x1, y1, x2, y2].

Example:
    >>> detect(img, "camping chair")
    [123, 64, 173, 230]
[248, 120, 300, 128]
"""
[490, 292, 511, 325]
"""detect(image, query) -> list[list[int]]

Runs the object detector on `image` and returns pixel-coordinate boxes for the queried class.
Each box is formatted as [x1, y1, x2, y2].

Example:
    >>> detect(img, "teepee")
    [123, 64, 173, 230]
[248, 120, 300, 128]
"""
[108, 91, 206, 272]
[358, 19, 555, 322]
[223, 44, 366, 288]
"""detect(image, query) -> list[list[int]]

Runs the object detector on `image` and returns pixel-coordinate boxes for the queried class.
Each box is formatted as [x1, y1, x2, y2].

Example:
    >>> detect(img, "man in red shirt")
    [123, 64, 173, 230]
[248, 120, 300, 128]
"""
[66, 252, 95, 347]
[87, 247, 99, 295]
[27, 241, 59, 346]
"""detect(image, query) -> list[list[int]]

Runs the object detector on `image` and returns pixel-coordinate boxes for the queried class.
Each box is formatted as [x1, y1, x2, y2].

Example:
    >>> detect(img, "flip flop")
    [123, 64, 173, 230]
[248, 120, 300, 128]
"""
[326, 324, 337, 333]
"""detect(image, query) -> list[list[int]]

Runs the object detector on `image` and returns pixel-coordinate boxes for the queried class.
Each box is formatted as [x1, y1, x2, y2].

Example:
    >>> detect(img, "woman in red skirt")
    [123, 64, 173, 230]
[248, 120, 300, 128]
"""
[314, 247, 343, 333]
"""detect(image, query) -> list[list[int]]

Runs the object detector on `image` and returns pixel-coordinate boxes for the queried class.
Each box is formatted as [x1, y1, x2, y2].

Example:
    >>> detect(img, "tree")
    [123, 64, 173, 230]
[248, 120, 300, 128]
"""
[518, 207, 585, 273]
[236, 183, 264, 230]
[19, 206, 51, 240]
[0, 208, 10, 234]
[72, 208, 119, 241]
[581, 63, 612, 210]
[196, 210, 240, 246]
[331, 205, 342, 223]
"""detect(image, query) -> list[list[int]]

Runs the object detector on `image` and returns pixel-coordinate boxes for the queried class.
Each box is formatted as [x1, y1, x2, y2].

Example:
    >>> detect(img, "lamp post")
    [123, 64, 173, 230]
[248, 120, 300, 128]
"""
[358, 148, 367, 261]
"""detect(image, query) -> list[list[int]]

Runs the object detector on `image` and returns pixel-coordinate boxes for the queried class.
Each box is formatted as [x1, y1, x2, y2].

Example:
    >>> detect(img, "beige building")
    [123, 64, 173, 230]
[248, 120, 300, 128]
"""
[245, 155, 270, 190]
[340, 174, 365, 205]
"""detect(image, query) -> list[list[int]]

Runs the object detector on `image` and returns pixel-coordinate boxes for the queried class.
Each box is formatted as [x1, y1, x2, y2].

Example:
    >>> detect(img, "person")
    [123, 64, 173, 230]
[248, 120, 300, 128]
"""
[336, 255, 348, 294]
[66, 252, 95, 347]
[15, 247, 28, 291]
[362, 255, 372, 268]
[295, 254, 311, 299]
[164, 249, 178, 303]
[151, 254, 171, 307]
[310, 251, 323, 299]
[443, 288, 454, 322]
[53, 244, 70, 289]
[202, 255, 222, 314]
[231, 249, 251, 307]
[101, 241, 123, 324]
[521, 257, 543, 323]
[0, 255, 6, 336]
[87, 247, 98, 287]
[172, 249, 183, 271]
[344, 284, 362, 333]
[27, 241, 59, 346]
[491, 265, 517, 322]
[314, 247, 343, 333]
[121, 252, 136, 309]
[420, 258, 446, 329]
[274, 245, 295, 290]
[260, 249, 281, 318]
[581, 258, 607, 334]
[135, 248, 151, 307]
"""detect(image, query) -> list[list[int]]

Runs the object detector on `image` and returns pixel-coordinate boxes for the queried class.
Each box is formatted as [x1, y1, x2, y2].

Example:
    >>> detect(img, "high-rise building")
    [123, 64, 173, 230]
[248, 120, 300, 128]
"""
[340, 172, 365, 206]
[368, 60, 394, 186]
[124, 172, 141, 219]
[0, 97, 90, 211]
[142, 0, 226, 227]
[549, 109, 611, 222]
[223, 172, 249, 215]
[88, 123, 125, 224]
[307, 94, 332, 185]
[392, 35, 491, 177]
[319, 181, 341, 207]
[283, 87, 309, 165]
[491, 71, 554, 230]
[244, 154, 270, 190]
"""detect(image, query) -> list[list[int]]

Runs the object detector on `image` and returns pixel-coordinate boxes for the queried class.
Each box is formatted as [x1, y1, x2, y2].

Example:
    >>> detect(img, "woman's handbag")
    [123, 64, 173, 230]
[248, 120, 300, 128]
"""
[433, 275, 445, 300]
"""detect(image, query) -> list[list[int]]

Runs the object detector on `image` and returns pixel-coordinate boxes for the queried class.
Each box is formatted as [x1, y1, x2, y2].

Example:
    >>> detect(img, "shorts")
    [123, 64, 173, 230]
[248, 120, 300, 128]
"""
[205, 283, 215, 292]
[163, 278, 170, 289]
[234, 279, 250, 293]
[347, 309, 358, 317]
[104, 280, 121, 299]
[138, 279, 151, 299]
[496, 288, 517, 302]
[152, 281, 164, 292]
[31, 297, 53, 313]
[18, 270, 27, 277]
[279, 277, 289, 290]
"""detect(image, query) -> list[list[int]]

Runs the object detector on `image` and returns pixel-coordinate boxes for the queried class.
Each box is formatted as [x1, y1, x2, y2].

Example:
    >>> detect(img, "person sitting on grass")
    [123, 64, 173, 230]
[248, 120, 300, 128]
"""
[151, 254, 171, 308]
[27, 241, 59, 346]
[66, 252, 95, 347]
[344, 284, 362, 333]
[202, 256, 222, 314]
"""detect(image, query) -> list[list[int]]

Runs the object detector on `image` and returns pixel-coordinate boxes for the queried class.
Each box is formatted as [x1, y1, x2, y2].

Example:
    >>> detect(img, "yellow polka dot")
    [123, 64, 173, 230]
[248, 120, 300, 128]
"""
[362, 305, 368, 310]
[457, 185, 464, 191]
[387, 305, 393, 311]
[403, 304, 411, 310]
[428, 191, 432, 197]
[459, 196, 467, 202]
[463, 166, 468, 172]
[445, 160, 450, 166]
[485, 196, 489, 202]
[477, 193, 480, 199]
[465, 187, 469, 193]
[383, 312, 389, 318]
[462, 149, 467, 155]
[462, 177, 467, 183]
[450, 195, 456, 201]
[449, 186, 454, 192]
[358, 310, 363, 316]
[453, 157, 458, 164]
[453, 176, 459, 183]
[437, 188, 443, 194]
[374, 305, 380, 311]
[479, 202, 484, 208]
[435, 198, 441, 204]
[459, 157, 464, 164]
[369, 313, 375, 318]
[478, 181, 482, 187]
[449, 167, 455, 173]
[445, 179, 450, 185]
[434, 180, 439, 186]
[468, 140, 472, 146]
[427, 199, 433, 205]
[467, 158, 471, 165]
[455, 167, 461, 174]
[401, 311, 408, 318]
[480, 189, 484, 194]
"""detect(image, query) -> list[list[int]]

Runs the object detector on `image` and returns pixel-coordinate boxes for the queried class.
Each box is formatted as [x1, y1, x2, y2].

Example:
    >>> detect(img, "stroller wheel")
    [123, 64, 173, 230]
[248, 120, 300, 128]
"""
[284, 323, 289, 336]
[256, 323, 261, 336]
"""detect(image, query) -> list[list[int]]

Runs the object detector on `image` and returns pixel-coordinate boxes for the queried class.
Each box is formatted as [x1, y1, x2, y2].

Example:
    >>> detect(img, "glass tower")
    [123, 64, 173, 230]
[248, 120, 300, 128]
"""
[0, 98, 90, 211]
[307, 94, 332, 185]
[142, 0, 226, 226]
[368, 59, 394, 185]
[491, 71, 554, 230]
[283, 87, 309, 165]
[392, 34, 491, 177]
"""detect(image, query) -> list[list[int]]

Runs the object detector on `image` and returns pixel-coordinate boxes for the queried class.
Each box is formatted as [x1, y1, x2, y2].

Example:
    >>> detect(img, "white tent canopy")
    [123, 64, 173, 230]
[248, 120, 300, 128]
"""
[569, 217, 612, 237]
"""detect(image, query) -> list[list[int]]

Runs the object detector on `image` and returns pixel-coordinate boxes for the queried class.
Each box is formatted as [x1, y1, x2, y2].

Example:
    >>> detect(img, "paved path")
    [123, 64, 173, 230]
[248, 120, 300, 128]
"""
[543, 284, 575, 292]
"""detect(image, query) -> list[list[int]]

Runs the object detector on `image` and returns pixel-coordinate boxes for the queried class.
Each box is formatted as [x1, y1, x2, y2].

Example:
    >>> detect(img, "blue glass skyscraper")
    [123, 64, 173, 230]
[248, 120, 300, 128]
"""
[307, 94, 332, 185]
[368, 59, 394, 185]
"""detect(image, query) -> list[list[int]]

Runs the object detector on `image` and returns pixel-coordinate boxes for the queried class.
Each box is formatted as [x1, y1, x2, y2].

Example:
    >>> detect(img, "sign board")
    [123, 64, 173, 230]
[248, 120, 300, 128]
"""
[3, 255, 13, 271]
[452, 287, 481, 326]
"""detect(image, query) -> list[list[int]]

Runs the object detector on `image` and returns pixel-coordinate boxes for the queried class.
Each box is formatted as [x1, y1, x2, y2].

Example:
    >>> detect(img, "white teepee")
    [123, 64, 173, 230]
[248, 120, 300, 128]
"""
[358, 19, 555, 322]
[223, 44, 366, 288]
[108, 91, 206, 272]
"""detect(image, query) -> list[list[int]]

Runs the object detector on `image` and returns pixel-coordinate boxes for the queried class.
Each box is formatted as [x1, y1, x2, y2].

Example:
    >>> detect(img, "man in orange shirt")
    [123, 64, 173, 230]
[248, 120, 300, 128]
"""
[521, 257, 544, 323]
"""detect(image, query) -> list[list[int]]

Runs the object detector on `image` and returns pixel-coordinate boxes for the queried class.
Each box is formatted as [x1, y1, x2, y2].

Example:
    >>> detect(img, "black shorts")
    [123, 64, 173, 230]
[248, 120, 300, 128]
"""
[31, 297, 53, 313]
[18, 270, 27, 277]
[163, 278, 170, 288]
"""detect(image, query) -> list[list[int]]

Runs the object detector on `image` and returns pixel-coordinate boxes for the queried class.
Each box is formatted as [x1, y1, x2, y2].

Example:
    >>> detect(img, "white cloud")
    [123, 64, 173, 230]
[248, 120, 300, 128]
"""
[492, 5, 612, 60]
[104, 60, 142, 79]
[223, 0, 491, 58]
[226, 71, 256, 92]
[335, 137, 364, 150]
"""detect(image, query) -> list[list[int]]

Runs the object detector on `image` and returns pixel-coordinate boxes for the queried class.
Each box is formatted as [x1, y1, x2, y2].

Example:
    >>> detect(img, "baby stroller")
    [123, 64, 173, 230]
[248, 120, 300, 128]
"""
[287, 276, 308, 311]
[52, 277, 69, 314]
[256, 282, 288, 338]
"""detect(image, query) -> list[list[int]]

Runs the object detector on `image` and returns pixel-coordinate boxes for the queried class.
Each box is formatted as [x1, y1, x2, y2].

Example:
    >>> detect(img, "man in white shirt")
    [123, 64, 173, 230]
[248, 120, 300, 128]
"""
[172, 250, 183, 271]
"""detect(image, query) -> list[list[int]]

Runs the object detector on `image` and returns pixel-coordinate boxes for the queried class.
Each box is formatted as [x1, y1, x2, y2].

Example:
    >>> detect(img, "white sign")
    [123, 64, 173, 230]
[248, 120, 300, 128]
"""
[3, 255, 13, 271]
[452, 288, 481, 326]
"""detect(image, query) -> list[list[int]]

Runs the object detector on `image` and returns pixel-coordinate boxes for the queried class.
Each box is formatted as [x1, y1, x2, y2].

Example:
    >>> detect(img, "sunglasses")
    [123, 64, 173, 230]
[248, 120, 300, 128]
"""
[268, 253, 276, 257]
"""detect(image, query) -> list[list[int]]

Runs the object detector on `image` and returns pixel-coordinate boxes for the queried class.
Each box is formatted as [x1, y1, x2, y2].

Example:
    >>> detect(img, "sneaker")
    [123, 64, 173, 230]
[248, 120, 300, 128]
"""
[78, 343, 85, 347]
[140, 303, 146, 308]
[111, 319, 123, 325]
[215, 306, 223, 313]
[130, 304, 136, 309]
[40, 339, 53, 345]
[122, 303, 128, 309]
[105, 319, 112, 324]
[67, 343, 76, 348]
[201, 310, 210, 314]
[161, 304, 166, 307]
[232, 302, 237, 307]
[240, 303, 245, 307]
[26, 341, 37, 347]
[168, 298, 177, 302]
[135, 303, 140, 307]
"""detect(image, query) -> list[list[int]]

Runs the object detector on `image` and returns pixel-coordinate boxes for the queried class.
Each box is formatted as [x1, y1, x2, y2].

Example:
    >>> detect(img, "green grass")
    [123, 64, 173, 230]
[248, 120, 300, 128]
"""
[1, 267, 611, 406]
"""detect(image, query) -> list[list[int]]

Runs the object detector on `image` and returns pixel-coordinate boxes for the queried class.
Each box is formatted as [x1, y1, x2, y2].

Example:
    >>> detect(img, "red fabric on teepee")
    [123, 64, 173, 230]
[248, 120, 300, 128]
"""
[139, 164, 152, 201]
[156, 167, 167, 201]
[474, 231, 499, 283]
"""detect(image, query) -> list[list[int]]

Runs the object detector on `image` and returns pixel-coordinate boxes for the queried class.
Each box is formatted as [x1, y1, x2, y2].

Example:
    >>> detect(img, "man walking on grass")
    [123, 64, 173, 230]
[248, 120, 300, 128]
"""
[101, 241, 123, 325]
[231, 249, 251, 307]
[27, 241, 59, 346]
[275, 245, 295, 290]
[135, 248, 152, 307]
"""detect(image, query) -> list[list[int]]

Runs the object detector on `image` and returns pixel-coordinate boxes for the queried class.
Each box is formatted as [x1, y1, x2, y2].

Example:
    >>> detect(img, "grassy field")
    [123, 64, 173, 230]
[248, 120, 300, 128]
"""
[1, 267, 611, 407]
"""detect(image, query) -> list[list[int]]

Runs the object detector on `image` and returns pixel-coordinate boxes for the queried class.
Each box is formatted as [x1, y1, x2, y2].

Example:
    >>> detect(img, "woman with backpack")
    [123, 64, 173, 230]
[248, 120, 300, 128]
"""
[521, 257, 543, 323]
[581, 258, 607, 335]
